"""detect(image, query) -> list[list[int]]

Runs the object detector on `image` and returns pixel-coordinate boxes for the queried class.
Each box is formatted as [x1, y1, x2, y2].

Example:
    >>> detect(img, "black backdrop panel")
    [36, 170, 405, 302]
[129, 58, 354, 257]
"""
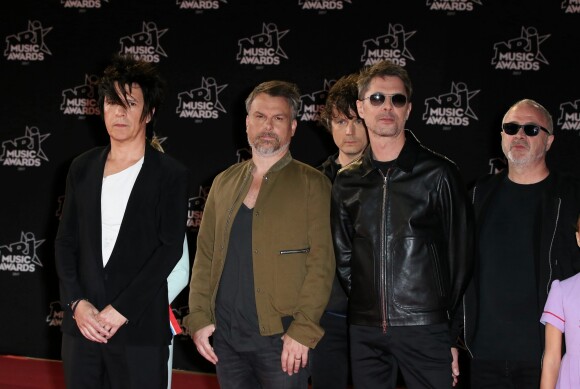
[1, 0, 579, 374]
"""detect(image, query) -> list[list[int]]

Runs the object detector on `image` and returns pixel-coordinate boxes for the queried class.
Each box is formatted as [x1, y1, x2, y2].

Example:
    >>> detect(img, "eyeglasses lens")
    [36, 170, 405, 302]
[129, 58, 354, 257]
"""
[368, 93, 407, 108]
[502, 123, 543, 136]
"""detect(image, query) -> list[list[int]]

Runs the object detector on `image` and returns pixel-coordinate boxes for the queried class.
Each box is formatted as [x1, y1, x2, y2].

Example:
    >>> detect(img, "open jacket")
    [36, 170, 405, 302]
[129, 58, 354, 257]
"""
[461, 169, 580, 355]
[55, 144, 189, 346]
[331, 131, 473, 330]
[184, 152, 335, 349]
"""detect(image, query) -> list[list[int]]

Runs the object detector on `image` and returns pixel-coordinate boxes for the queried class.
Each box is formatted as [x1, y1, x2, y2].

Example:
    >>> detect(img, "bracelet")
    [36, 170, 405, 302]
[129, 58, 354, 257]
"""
[70, 298, 88, 319]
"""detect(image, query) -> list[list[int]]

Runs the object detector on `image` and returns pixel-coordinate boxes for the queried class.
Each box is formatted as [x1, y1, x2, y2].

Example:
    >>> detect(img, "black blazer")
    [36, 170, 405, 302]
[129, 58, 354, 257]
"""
[55, 144, 189, 346]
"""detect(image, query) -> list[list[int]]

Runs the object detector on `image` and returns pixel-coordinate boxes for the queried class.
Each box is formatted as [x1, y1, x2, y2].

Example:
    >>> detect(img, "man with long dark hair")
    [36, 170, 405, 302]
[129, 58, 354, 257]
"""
[55, 55, 189, 388]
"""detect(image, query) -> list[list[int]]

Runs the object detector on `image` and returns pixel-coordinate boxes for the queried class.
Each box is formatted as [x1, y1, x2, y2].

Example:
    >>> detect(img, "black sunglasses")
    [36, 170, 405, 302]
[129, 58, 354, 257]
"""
[361, 93, 407, 108]
[502, 122, 551, 136]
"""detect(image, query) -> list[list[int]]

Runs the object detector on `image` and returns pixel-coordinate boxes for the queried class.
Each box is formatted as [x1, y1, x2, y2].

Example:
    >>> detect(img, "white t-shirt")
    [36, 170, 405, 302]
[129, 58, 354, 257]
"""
[101, 157, 144, 266]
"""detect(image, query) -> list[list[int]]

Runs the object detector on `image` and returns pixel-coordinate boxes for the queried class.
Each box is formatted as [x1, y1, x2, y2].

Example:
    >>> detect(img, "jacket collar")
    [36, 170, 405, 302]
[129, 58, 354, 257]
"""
[247, 150, 293, 175]
[361, 130, 421, 176]
[98, 141, 158, 171]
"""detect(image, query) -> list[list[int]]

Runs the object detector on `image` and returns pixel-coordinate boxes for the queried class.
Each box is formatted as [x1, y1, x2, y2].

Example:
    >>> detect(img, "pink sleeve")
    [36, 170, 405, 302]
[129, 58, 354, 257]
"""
[540, 279, 565, 333]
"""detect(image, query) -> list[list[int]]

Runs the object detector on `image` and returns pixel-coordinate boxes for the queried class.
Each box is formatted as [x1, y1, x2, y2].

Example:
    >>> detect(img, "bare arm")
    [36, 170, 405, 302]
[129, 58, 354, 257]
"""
[540, 323, 562, 389]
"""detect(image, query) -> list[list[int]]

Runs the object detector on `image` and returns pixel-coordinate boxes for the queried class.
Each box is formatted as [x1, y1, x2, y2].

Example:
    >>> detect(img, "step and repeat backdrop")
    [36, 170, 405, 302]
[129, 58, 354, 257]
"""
[1, 0, 579, 374]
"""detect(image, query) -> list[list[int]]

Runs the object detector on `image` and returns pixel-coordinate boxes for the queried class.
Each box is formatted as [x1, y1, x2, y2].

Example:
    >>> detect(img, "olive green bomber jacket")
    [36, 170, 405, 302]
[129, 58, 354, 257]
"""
[184, 152, 335, 348]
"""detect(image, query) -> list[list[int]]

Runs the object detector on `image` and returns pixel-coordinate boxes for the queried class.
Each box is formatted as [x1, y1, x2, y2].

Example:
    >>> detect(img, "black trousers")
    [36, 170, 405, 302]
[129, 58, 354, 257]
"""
[213, 330, 310, 389]
[350, 323, 452, 389]
[61, 333, 169, 389]
[310, 312, 350, 389]
[470, 359, 541, 389]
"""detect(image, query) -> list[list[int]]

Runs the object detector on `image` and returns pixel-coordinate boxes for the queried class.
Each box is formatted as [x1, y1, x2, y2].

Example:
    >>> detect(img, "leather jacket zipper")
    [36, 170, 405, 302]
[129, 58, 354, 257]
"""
[379, 169, 391, 334]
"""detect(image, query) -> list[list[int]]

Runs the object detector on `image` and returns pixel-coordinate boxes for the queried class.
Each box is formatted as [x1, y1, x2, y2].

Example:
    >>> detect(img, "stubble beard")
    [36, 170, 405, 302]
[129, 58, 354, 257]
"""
[504, 141, 547, 166]
[248, 132, 289, 157]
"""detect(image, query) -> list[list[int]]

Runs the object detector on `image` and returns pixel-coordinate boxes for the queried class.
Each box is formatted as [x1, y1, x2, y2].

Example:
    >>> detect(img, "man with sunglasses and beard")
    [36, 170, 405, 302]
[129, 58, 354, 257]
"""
[461, 99, 580, 388]
[330, 60, 473, 388]
[184, 80, 335, 389]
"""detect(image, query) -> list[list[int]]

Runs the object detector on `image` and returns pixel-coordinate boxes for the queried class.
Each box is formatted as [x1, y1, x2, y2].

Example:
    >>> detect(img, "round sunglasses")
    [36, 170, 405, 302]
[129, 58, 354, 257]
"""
[502, 122, 550, 136]
[361, 92, 407, 108]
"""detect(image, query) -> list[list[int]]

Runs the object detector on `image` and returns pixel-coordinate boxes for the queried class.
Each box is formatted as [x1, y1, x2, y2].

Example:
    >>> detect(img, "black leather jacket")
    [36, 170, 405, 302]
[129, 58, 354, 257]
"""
[331, 131, 473, 330]
[318, 153, 349, 314]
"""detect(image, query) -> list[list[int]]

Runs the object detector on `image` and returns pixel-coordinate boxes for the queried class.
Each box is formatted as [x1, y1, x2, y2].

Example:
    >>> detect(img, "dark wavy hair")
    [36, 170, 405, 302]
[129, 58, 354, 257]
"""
[245, 80, 301, 120]
[98, 54, 166, 137]
[319, 73, 361, 132]
[357, 60, 413, 101]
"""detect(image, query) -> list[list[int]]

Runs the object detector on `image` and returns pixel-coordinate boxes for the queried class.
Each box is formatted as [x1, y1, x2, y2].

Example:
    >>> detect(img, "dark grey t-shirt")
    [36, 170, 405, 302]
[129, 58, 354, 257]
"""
[473, 176, 547, 361]
[215, 204, 275, 351]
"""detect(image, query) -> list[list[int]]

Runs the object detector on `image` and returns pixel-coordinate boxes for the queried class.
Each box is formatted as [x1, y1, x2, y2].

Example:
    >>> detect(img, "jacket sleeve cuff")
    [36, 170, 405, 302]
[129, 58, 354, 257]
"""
[285, 314, 325, 349]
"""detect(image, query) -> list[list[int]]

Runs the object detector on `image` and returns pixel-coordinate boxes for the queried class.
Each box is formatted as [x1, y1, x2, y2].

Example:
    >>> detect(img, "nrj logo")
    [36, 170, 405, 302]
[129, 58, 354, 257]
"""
[0, 232, 44, 273]
[491, 26, 550, 72]
[173, 305, 191, 337]
[298, 0, 351, 10]
[1, 127, 50, 168]
[56, 195, 65, 220]
[489, 157, 507, 175]
[176, 77, 227, 120]
[61, 0, 106, 9]
[562, 0, 580, 13]
[422, 82, 479, 127]
[299, 80, 336, 122]
[361, 23, 415, 66]
[188, 186, 210, 230]
[426, 0, 482, 12]
[176, 0, 226, 10]
[4, 20, 52, 62]
[557, 100, 580, 132]
[237, 23, 289, 66]
[46, 301, 63, 327]
[60, 74, 100, 117]
[236, 148, 252, 163]
[119, 21, 168, 63]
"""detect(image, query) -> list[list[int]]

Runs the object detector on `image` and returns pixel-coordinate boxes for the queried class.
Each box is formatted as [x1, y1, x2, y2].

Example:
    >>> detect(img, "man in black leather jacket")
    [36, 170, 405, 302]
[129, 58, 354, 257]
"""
[331, 60, 473, 389]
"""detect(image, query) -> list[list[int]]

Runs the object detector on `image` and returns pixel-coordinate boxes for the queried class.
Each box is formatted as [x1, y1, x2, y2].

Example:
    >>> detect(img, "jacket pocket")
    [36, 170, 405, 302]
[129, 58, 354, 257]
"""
[274, 247, 308, 312]
[391, 237, 446, 312]
[280, 248, 310, 255]
[350, 237, 376, 312]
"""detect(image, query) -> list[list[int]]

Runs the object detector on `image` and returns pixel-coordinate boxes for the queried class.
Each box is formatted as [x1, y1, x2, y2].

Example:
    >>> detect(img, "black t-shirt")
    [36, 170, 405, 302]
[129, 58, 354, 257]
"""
[373, 159, 396, 175]
[215, 204, 274, 351]
[473, 176, 548, 361]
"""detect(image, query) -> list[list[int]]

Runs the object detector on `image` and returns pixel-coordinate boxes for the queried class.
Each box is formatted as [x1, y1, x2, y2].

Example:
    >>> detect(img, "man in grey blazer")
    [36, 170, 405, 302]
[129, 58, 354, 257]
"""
[55, 54, 189, 389]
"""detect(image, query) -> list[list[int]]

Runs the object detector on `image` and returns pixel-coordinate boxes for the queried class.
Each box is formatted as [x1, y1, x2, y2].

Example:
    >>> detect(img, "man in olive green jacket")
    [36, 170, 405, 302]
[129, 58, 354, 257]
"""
[183, 80, 335, 389]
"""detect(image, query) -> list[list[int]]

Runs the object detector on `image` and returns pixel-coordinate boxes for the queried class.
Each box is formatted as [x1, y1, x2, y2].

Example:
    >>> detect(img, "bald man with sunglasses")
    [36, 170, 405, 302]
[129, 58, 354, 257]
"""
[330, 60, 474, 389]
[460, 99, 580, 388]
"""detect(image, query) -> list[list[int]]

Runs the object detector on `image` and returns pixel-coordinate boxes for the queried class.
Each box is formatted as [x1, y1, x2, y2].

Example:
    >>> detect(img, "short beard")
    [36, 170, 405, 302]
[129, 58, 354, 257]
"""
[247, 133, 290, 157]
